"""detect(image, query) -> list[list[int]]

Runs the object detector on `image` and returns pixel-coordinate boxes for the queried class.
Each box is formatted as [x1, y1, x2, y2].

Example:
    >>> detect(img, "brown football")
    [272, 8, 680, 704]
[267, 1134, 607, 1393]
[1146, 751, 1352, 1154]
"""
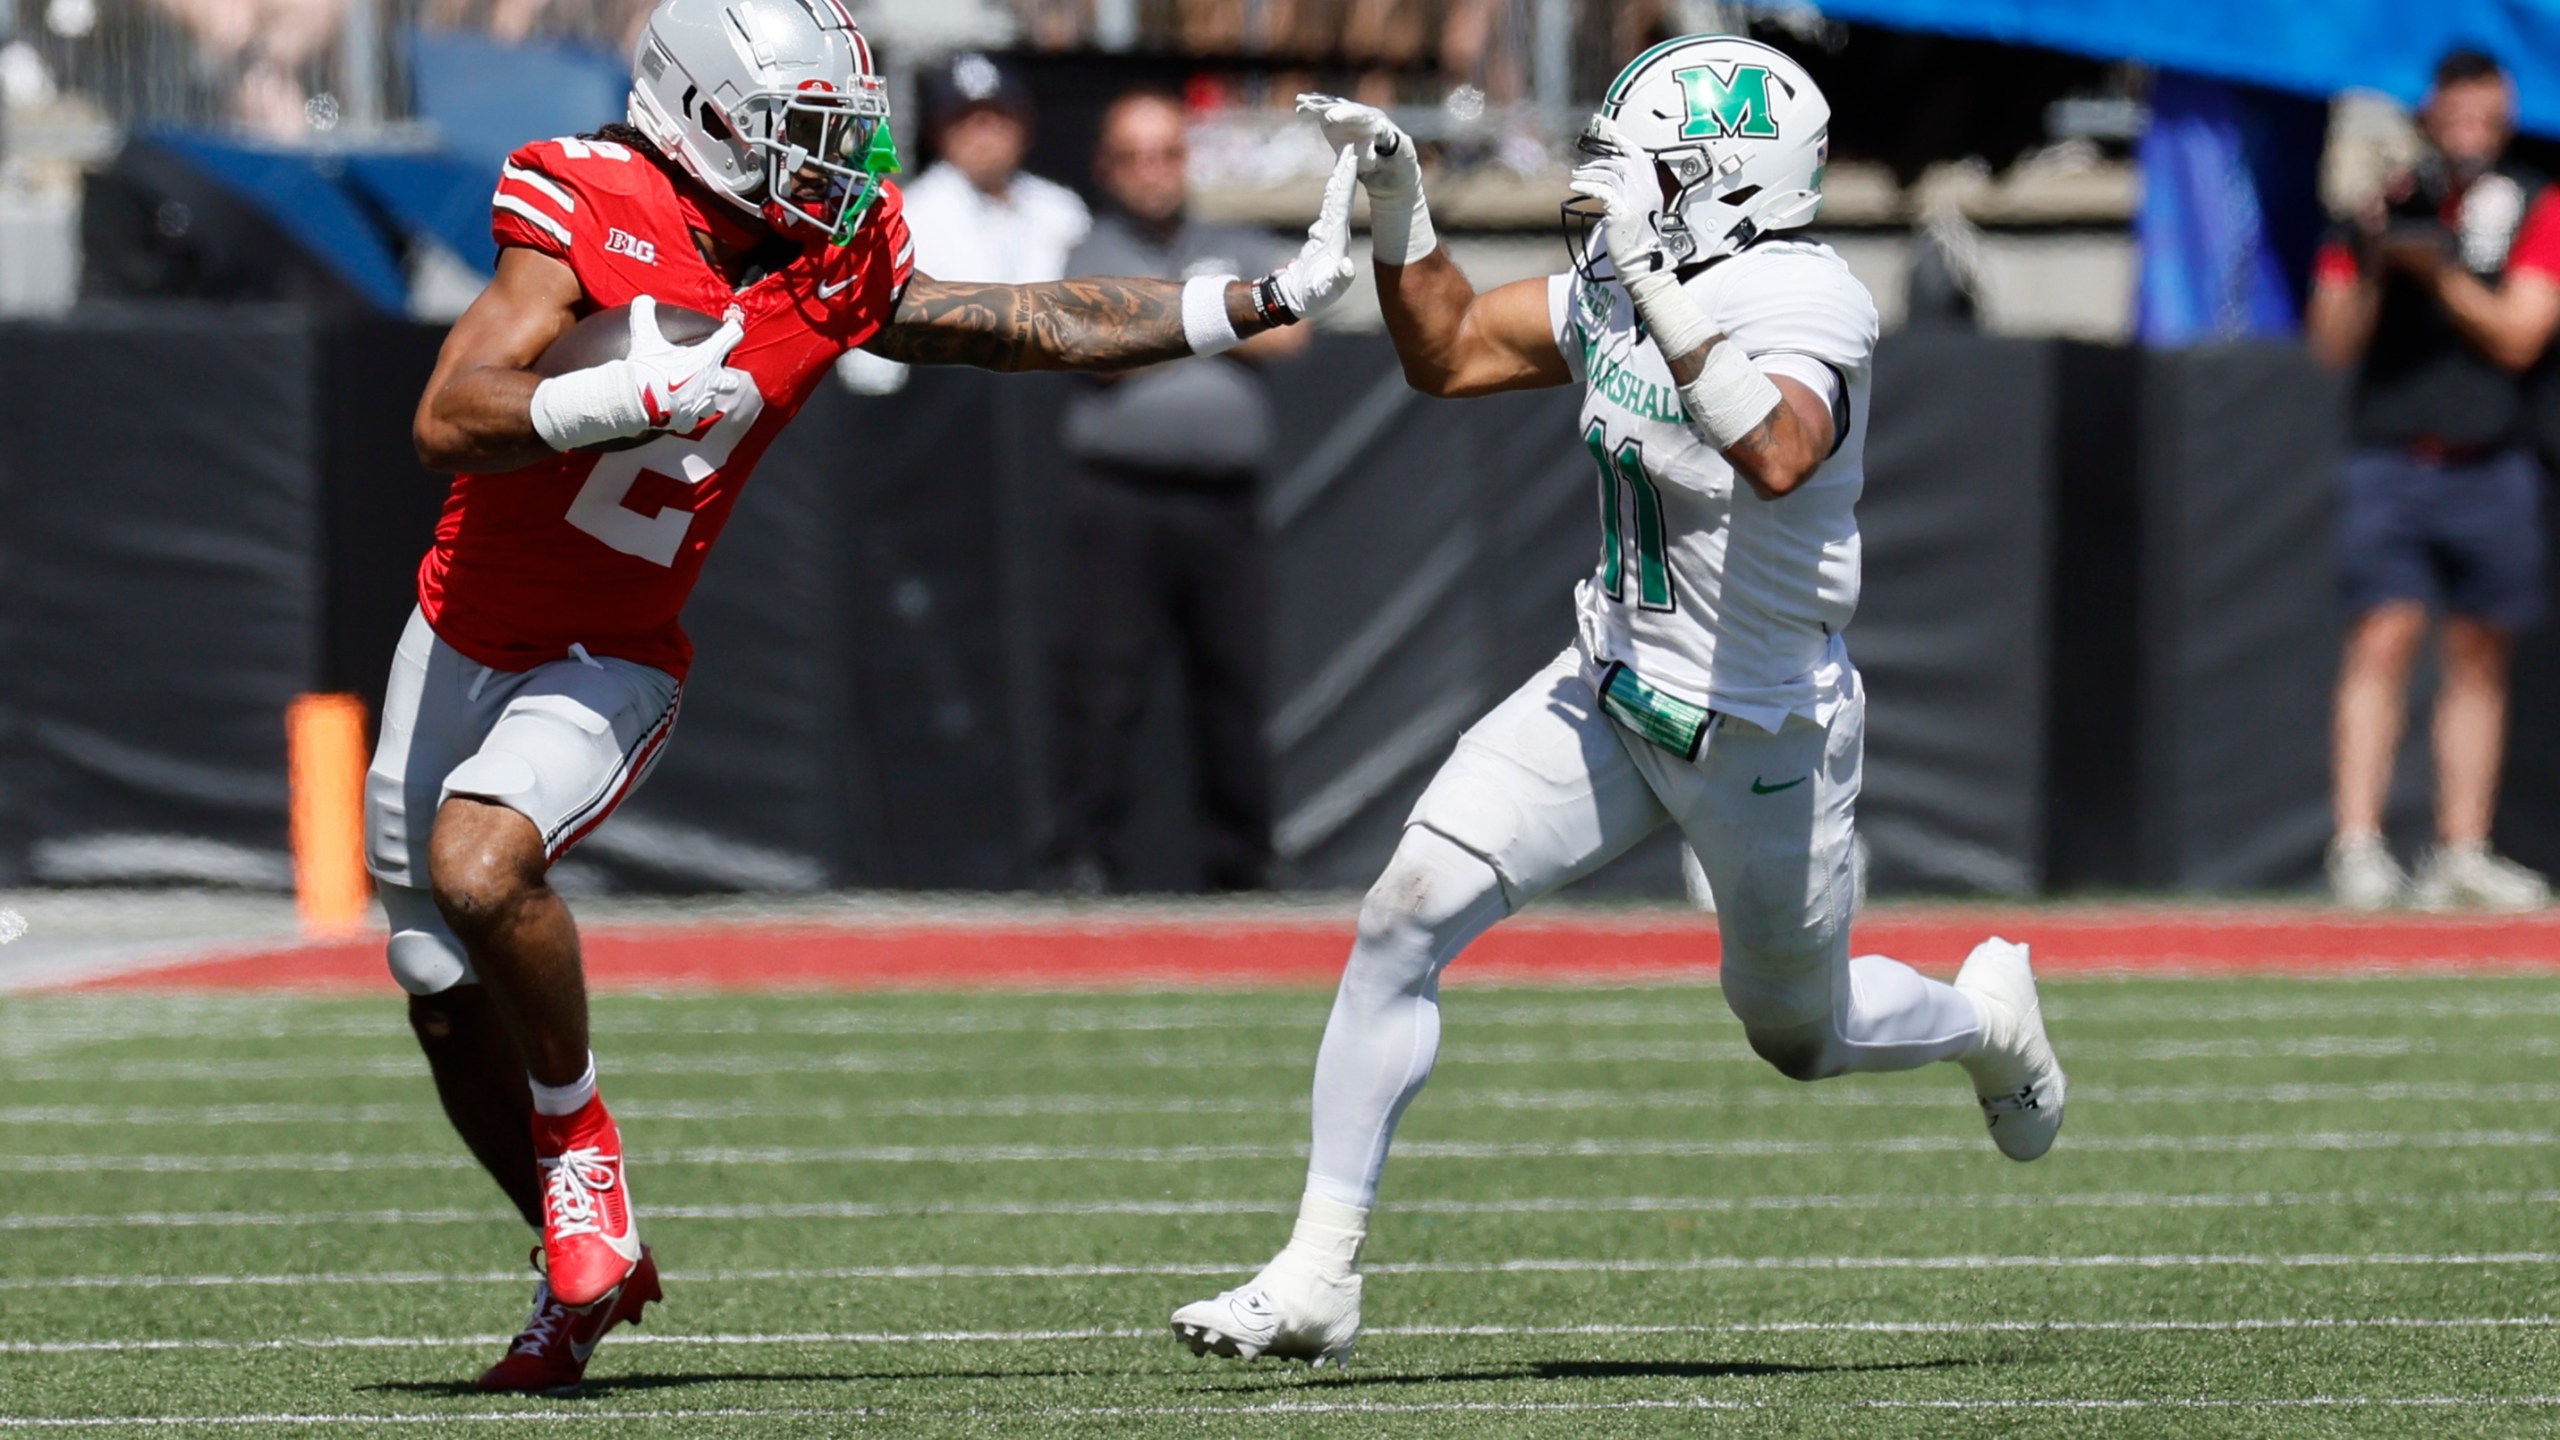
[533, 302, 726, 452]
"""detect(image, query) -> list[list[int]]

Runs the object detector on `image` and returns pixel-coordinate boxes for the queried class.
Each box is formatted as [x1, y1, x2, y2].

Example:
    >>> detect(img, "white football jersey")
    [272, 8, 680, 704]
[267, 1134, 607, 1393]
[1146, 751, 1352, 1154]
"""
[1545, 238, 1879, 733]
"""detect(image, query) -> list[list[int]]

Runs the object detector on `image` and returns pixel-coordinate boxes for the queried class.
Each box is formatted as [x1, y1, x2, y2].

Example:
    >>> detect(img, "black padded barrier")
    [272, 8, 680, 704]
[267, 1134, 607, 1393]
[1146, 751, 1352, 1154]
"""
[14, 310, 2560, 897]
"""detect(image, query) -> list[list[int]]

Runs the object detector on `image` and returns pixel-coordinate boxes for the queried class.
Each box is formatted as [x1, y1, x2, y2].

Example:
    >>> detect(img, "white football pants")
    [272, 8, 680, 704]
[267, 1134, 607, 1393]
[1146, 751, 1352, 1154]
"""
[1304, 646, 1982, 1209]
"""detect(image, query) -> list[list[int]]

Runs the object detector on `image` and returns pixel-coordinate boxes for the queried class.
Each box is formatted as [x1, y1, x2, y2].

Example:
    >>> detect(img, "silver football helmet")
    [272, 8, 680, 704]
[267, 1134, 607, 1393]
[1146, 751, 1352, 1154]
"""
[1567, 35, 1829, 280]
[626, 0, 899, 243]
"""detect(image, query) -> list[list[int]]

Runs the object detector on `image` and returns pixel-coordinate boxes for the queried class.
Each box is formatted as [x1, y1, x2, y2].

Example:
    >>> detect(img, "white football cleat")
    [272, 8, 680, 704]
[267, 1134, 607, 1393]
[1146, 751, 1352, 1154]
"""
[1954, 937, 2066, 1162]
[1171, 1251, 1362, 1366]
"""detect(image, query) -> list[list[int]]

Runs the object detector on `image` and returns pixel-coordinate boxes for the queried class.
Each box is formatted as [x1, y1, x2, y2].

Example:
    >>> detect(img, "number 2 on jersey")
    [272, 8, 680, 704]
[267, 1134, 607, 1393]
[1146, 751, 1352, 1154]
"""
[565, 385, 767, 567]
[1585, 421, 1673, 611]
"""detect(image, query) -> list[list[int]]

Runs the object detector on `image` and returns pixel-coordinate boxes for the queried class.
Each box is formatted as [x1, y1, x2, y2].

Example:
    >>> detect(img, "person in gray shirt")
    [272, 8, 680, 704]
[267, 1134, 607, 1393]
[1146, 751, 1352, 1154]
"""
[1048, 89, 1310, 891]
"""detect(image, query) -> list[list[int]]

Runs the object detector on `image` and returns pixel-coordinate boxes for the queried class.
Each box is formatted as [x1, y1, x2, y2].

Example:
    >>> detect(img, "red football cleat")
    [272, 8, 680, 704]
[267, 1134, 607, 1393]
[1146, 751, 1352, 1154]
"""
[532, 1093, 642, 1309]
[477, 1247, 663, 1397]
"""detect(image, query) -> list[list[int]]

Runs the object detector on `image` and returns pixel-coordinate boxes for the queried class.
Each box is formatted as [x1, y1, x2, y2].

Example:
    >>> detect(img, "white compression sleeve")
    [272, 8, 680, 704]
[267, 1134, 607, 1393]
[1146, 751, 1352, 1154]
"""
[1181, 274, 1243, 357]
[1302, 826, 1509, 1212]
[528, 363, 651, 452]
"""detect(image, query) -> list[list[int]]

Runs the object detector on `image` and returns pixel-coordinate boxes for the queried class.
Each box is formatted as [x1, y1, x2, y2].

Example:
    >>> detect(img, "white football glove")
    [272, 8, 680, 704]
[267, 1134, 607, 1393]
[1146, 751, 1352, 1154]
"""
[1567, 114, 1676, 282]
[1294, 93, 1435, 266]
[1259, 146, 1361, 324]
[529, 294, 750, 452]
[625, 295, 749, 435]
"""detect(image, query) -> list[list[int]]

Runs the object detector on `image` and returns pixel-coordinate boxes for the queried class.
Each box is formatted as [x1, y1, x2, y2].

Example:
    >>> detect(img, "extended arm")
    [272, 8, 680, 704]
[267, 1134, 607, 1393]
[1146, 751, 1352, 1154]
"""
[1377, 251, 1573, 397]
[863, 273, 1275, 372]
[866, 147, 1360, 374]
[414, 247, 583, 472]
[1296, 92, 1569, 397]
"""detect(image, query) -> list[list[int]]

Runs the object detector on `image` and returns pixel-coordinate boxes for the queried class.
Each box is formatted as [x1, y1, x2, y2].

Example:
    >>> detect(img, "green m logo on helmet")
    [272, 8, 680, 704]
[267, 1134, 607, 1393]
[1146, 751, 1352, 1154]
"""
[1673, 62, 1781, 141]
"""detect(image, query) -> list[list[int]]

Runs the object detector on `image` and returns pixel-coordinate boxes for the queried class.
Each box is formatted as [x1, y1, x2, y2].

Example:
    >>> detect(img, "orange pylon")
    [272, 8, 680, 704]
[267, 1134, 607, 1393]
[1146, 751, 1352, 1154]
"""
[288, 693, 373, 936]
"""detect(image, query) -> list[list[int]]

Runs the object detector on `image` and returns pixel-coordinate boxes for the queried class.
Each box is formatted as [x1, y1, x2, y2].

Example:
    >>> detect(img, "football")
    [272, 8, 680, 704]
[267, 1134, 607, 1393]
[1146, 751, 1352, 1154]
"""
[533, 302, 726, 452]
[533, 301, 726, 377]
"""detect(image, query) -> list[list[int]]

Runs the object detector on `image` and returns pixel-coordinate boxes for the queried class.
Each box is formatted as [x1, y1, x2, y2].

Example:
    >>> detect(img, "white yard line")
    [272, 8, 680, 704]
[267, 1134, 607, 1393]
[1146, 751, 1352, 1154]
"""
[6, 1128, 2554, 1174]
[3, 1315, 2555, 1355]
[12, 1185, 2555, 1232]
[9, 1253, 2560, 1293]
[15, 984, 2560, 1042]
[12, 1077, 2559, 1129]
[13, 1031, 2540, 1084]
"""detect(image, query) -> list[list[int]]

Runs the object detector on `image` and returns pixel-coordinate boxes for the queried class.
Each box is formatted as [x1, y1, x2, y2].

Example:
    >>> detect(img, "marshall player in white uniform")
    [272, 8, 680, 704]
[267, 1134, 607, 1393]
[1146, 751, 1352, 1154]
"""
[1172, 36, 2068, 1365]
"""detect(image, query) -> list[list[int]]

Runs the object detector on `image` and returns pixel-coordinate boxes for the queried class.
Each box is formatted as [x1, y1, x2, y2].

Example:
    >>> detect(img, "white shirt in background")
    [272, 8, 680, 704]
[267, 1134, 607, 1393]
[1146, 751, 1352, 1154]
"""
[837, 162, 1092, 394]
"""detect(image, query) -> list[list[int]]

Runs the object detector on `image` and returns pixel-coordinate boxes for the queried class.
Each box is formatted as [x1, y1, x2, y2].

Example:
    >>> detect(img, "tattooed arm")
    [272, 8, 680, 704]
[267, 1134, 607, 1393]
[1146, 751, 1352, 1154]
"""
[1662, 339, 1838, 502]
[861, 273, 1280, 373]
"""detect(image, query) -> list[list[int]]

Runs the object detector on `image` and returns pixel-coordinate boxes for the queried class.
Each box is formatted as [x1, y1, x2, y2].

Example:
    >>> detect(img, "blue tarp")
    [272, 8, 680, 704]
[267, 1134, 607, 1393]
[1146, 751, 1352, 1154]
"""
[145, 132, 411, 311]
[2135, 73, 2328, 345]
[342, 150, 499, 274]
[1796, 0, 2560, 136]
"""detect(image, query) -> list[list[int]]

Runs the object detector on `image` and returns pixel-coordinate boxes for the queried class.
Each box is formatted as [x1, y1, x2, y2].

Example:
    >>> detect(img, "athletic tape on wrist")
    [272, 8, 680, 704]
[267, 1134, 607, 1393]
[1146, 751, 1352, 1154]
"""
[1182, 274, 1244, 357]
[1367, 176, 1437, 266]
[528, 364, 650, 452]
[1679, 339, 1786, 450]
[1624, 270, 1715, 362]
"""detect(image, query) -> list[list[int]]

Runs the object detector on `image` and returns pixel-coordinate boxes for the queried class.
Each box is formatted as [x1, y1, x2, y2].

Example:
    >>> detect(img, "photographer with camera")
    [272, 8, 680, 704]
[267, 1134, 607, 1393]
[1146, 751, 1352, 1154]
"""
[2309, 49, 2560, 911]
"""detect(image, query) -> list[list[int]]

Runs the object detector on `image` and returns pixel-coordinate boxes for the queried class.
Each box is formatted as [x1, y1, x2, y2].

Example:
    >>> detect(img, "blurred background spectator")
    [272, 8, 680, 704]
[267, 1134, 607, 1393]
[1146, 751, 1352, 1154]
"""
[838, 49, 1090, 395]
[2309, 49, 2560, 913]
[1042, 88, 1302, 893]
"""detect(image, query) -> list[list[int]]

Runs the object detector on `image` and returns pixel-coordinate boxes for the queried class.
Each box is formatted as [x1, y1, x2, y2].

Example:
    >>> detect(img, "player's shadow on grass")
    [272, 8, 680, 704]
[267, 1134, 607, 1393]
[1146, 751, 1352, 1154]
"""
[1200, 1356, 1982, 1390]
[359, 1370, 1083, 1400]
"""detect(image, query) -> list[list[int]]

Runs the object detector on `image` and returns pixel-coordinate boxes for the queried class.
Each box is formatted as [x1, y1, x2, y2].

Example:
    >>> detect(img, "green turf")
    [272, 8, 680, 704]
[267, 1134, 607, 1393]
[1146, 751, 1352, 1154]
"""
[3, 975, 2559, 1437]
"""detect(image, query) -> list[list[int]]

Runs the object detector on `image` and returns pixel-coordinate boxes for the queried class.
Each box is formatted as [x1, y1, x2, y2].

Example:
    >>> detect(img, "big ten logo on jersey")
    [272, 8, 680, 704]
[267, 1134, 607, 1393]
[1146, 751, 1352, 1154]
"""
[606, 228, 660, 265]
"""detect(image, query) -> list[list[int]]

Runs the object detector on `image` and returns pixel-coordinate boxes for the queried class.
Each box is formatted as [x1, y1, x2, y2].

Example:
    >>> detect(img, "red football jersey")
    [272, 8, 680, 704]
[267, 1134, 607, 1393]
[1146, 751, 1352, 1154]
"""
[416, 135, 915, 679]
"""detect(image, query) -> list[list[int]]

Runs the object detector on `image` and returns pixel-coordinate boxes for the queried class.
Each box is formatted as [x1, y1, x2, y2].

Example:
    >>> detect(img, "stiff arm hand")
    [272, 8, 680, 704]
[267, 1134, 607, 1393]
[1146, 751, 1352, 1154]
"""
[861, 148, 1359, 372]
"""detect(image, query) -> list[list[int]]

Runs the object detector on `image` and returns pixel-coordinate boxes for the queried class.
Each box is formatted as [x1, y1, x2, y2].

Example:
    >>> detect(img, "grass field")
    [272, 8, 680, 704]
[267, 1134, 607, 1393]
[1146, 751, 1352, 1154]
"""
[4, 972, 2559, 1436]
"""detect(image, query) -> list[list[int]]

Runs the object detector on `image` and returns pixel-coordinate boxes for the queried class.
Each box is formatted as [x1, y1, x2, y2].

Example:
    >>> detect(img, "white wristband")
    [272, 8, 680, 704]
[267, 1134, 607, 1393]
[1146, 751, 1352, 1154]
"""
[1678, 339, 1786, 450]
[529, 362, 651, 452]
[1624, 269, 1716, 364]
[1368, 181, 1438, 267]
[1181, 274, 1243, 357]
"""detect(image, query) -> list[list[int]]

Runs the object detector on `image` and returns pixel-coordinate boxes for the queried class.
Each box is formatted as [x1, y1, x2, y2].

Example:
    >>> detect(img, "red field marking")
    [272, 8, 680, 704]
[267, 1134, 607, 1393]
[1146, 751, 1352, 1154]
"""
[55, 908, 2560, 993]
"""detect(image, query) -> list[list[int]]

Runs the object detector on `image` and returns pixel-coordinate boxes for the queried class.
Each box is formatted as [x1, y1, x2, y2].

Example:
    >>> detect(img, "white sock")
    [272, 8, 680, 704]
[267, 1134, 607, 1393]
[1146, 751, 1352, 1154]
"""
[1302, 826, 1509, 1210]
[528, 1053, 598, 1117]
[1282, 1189, 1370, 1278]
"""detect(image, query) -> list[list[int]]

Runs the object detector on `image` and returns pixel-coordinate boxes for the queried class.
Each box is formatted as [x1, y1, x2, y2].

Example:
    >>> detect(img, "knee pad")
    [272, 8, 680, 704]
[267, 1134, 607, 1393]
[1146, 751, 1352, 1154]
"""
[440, 752, 544, 812]
[1720, 937, 1839, 1082]
[1349, 826, 1509, 992]
[381, 883, 474, 996]
[1740, 1019, 1841, 1083]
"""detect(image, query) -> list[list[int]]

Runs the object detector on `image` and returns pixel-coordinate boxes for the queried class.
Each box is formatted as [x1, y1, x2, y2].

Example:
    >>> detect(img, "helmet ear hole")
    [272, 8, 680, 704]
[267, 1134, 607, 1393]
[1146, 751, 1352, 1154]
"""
[1719, 184, 1762, 206]
[700, 107, 733, 143]
[1653, 158, 1682, 207]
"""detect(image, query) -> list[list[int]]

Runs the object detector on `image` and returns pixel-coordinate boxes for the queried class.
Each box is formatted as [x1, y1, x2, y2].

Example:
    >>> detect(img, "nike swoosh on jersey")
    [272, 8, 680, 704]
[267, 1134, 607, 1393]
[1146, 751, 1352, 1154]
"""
[1750, 776, 1808, 795]
[817, 277, 854, 299]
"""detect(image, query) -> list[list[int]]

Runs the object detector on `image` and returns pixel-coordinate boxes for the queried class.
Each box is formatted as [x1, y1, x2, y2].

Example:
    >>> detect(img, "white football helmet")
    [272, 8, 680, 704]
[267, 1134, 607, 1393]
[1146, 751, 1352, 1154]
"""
[626, 0, 899, 243]
[1566, 35, 1829, 280]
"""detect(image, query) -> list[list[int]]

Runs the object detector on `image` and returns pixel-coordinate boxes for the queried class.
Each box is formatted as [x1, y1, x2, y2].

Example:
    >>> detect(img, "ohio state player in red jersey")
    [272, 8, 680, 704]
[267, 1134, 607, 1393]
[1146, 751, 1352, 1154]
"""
[369, 0, 1359, 1395]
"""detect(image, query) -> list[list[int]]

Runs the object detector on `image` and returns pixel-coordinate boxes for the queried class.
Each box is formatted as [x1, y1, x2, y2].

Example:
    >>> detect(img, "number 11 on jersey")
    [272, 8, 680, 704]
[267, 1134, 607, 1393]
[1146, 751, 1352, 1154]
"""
[1585, 421, 1673, 612]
